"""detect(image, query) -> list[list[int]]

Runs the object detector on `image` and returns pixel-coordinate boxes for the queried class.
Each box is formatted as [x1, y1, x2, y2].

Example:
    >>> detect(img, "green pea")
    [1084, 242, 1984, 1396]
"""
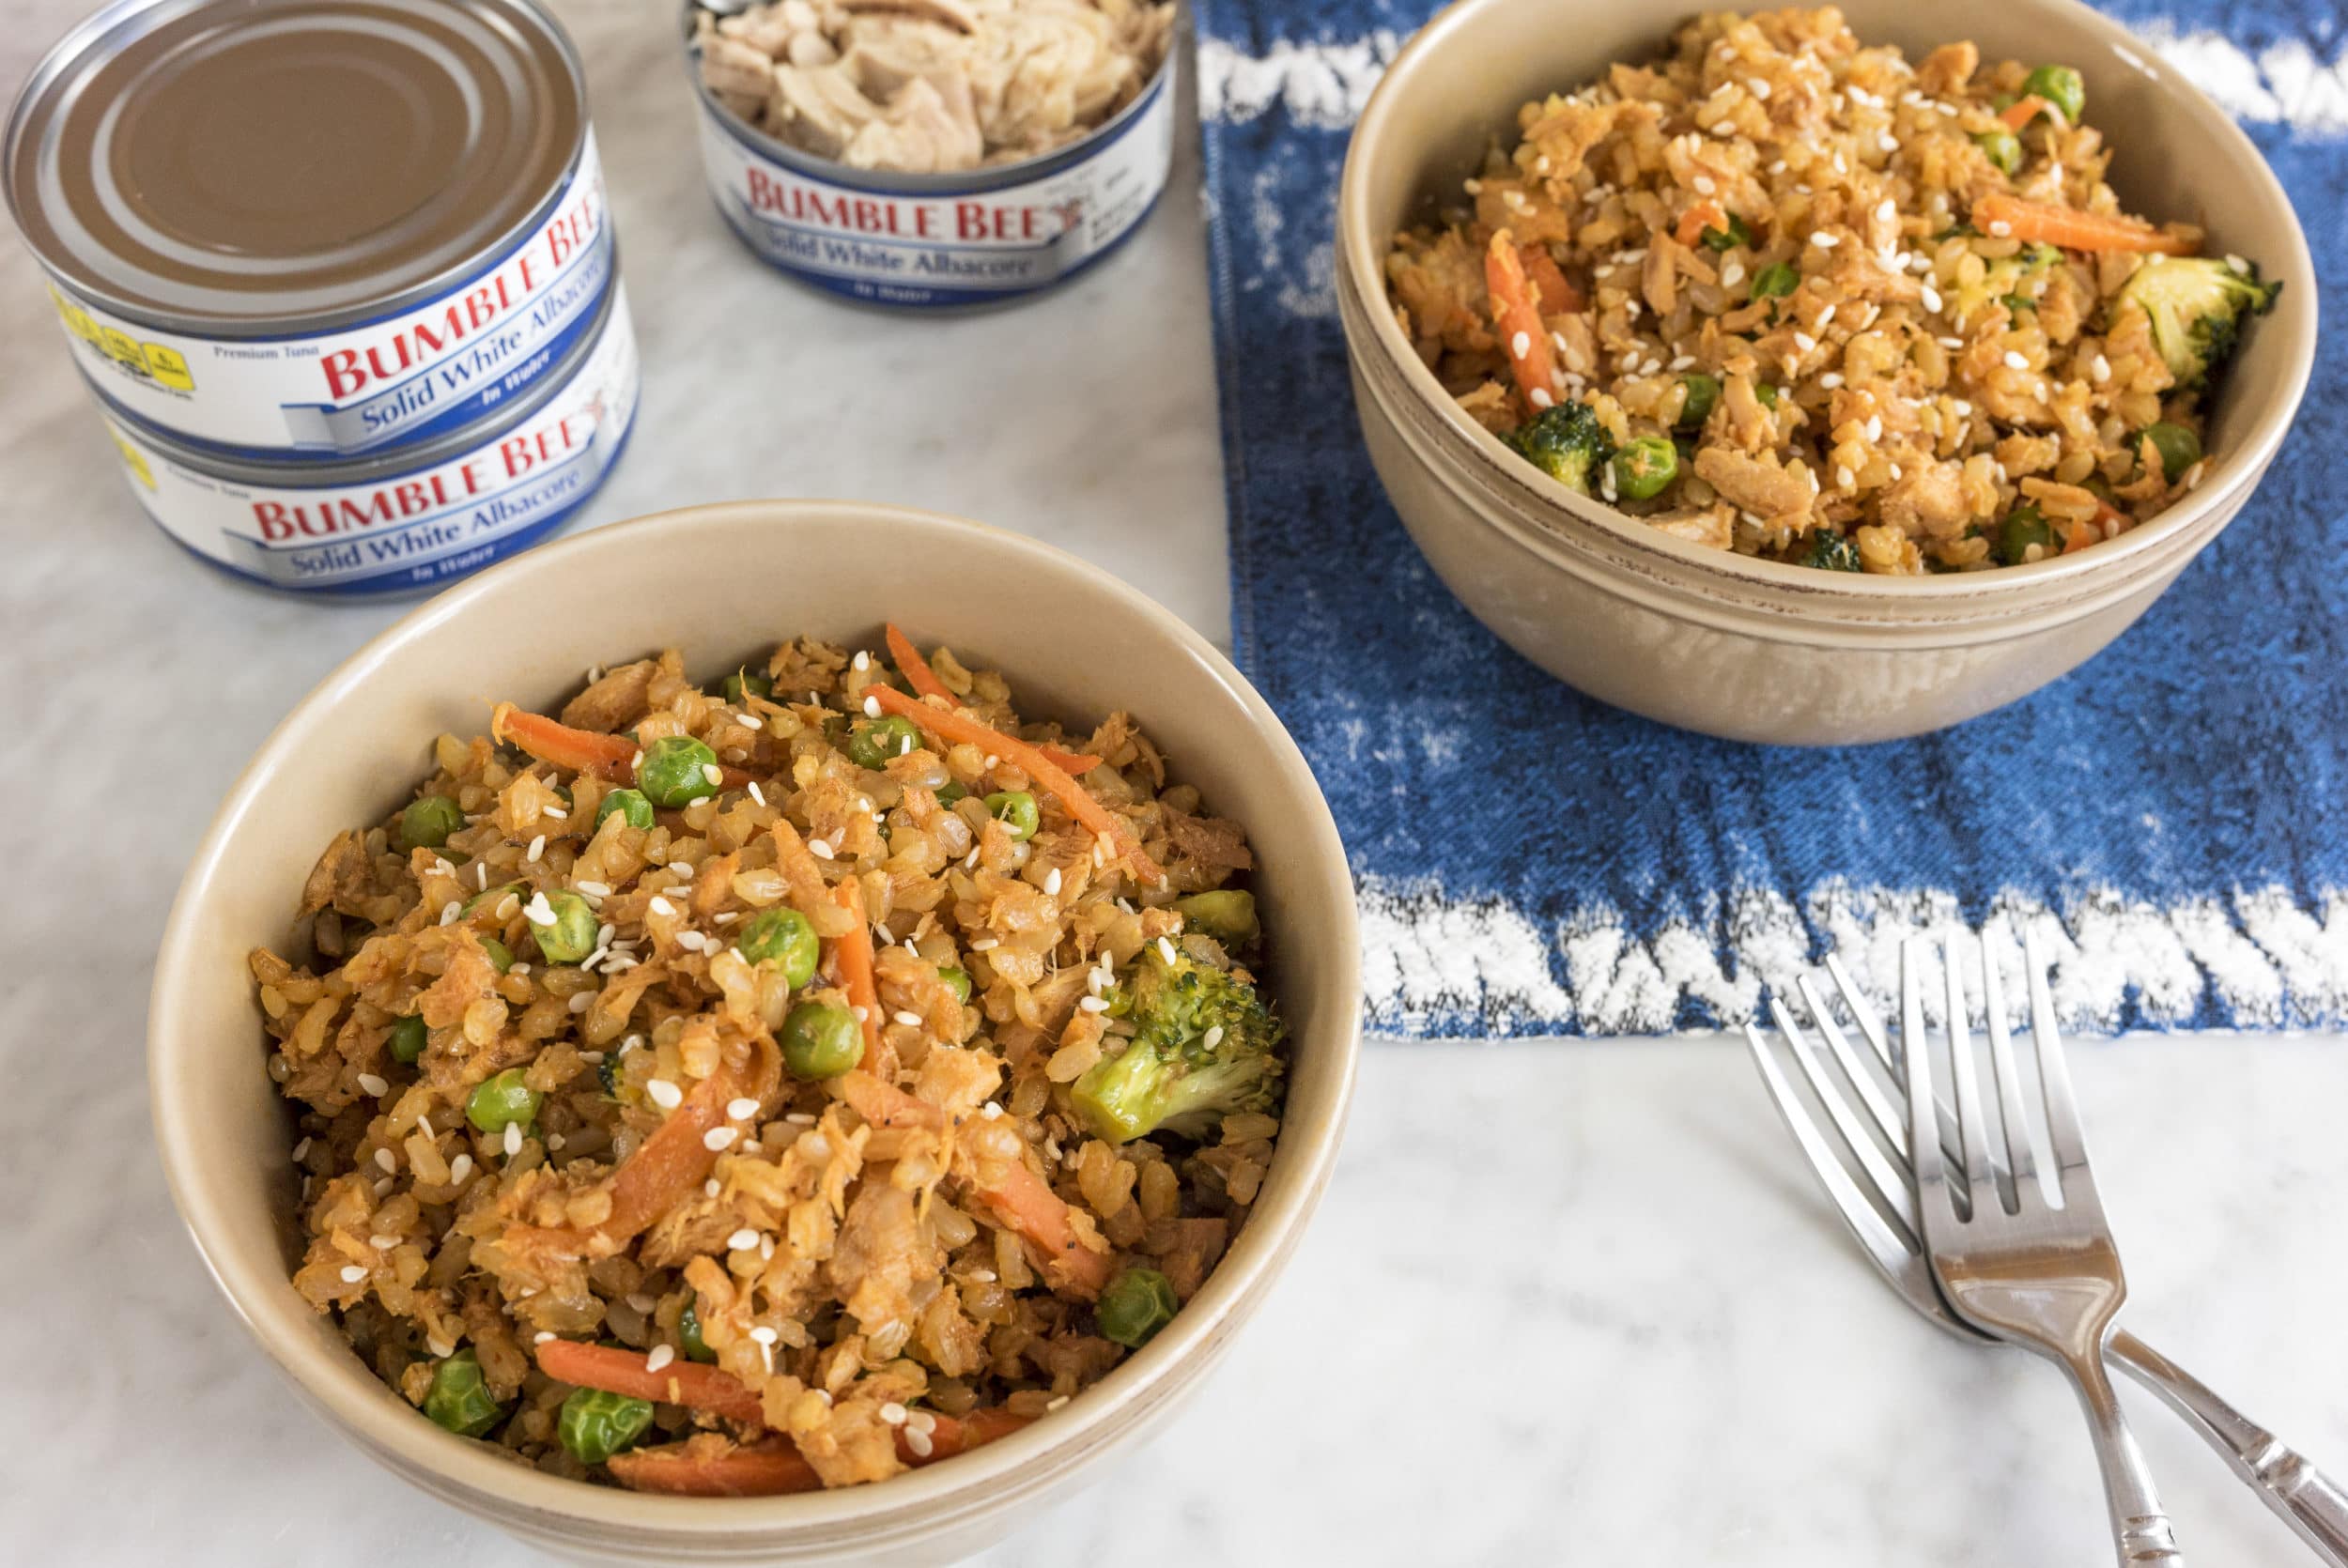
[678, 1299, 718, 1363]
[636, 735, 720, 807]
[533, 890, 598, 964]
[721, 669, 773, 703]
[1755, 382, 1781, 410]
[1096, 1267, 1180, 1349]
[1994, 503, 2060, 566]
[2139, 422, 2202, 482]
[558, 1387, 655, 1466]
[780, 1002, 864, 1080]
[937, 965, 973, 1003]
[466, 1068, 541, 1134]
[390, 1013, 428, 1065]
[400, 795, 465, 851]
[2020, 64, 2086, 124]
[2002, 293, 2037, 315]
[1675, 373, 1720, 431]
[479, 936, 515, 974]
[848, 716, 924, 770]
[595, 788, 655, 831]
[1972, 128, 2022, 174]
[422, 1348, 507, 1438]
[934, 780, 968, 807]
[984, 790, 1039, 841]
[1750, 261, 1800, 300]
[1610, 436, 1680, 501]
[1698, 211, 1751, 253]
[1175, 890, 1260, 947]
[734, 905, 820, 987]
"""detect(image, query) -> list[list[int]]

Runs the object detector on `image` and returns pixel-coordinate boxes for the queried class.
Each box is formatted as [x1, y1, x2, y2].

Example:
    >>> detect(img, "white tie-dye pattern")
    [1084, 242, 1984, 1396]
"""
[1359, 877, 2348, 1035]
[1197, 19, 2348, 136]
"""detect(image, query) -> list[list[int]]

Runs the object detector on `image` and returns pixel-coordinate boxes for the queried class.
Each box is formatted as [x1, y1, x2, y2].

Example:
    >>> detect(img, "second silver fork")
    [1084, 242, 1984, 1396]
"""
[1904, 930, 2179, 1564]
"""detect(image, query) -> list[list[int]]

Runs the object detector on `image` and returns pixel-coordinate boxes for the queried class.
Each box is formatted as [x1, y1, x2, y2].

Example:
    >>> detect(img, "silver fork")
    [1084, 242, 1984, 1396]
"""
[1745, 935, 2348, 1566]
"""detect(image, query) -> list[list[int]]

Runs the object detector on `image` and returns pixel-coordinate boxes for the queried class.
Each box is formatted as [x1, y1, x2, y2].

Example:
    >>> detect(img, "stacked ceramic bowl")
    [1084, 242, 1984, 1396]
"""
[1336, 0, 2316, 744]
[4, 0, 640, 597]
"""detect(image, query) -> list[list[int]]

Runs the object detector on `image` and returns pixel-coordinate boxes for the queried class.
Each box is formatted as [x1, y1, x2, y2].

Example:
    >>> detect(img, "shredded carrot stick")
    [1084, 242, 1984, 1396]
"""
[828, 877, 887, 1072]
[1484, 231, 1559, 415]
[884, 622, 955, 704]
[1970, 192, 2195, 254]
[508, 1056, 765, 1256]
[534, 1340, 767, 1425]
[492, 704, 754, 790]
[1673, 200, 1725, 249]
[2062, 516, 2104, 555]
[877, 624, 1100, 775]
[1520, 246, 1583, 315]
[981, 1162, 1113, 1295]
[1997, 94, 2055, 131]
[608, 1409, 1034, 1496]
[832, 1071, 1111, 1295]
[864, 686, 1162, 884]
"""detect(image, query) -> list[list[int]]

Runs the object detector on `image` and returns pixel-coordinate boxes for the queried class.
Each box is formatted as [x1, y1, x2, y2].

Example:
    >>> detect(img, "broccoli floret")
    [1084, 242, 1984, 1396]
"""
[1503, 401, 1615, 495]
[1800, 531, 1862, 572]
[2113, 256, 2281, 392]
[1068, 947, 1285, 1144]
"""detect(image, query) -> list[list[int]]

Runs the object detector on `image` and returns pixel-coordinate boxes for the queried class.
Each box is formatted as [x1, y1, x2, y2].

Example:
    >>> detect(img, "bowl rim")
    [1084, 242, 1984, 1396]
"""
[147, 499, 1362, 1540]
[1336, 0, 2319, 600]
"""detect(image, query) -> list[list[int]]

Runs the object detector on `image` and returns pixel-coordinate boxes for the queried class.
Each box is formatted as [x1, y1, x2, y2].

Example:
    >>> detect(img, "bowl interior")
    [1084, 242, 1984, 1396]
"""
[1340, 0, 2316, 593]
[148, 500, 1360, 1545]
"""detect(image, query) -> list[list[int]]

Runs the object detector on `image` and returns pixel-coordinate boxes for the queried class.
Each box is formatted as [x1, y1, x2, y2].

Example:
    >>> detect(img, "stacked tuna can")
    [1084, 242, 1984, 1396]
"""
[4, 0, 639, 595]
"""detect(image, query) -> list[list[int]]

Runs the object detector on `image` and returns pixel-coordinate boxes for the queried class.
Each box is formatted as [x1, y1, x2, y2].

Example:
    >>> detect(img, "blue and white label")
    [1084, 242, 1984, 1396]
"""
[49, 135, 612, 461]
[106, 287, 640, 596]
[692, 72, 1173, 307]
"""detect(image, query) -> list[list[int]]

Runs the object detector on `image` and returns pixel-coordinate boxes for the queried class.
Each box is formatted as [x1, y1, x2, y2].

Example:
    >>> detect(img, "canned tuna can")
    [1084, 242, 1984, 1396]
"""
[104, 284, 641, 596]
[6, 0, 614, 461]
[682, 2, 1176, 310]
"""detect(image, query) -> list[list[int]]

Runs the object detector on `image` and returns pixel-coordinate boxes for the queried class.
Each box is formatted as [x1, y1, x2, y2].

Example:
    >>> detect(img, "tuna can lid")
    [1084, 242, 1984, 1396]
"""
[7, 0, 586, 334]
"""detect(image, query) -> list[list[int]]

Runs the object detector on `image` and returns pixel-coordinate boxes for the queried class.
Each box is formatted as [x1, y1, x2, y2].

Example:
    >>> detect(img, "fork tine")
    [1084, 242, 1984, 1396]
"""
[1899, 939, 1950, 1216]
[1744, 1022, 1924, 1255]
[2024, 924, 2093, 1181]
[1939, 932, 2004, 1203]
[1769, 995, 1916, 1225]
[1978, 931, 2040, 1205]
[1828, 951, 1973, 1182]
[1791, 974, 1904, 1154]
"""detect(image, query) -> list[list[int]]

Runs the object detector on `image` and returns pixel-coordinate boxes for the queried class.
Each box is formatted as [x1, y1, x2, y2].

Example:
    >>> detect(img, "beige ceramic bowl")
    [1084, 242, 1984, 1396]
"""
[147, 501, 1361, 1565]
[1337, 0, 2316, 744]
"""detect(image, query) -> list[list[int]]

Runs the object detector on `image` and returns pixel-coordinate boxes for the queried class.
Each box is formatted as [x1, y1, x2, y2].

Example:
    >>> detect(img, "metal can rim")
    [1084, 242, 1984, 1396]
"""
[6, 0, 593, 339]
[676, 0, 1177, 196]
[104, 269, 627, 486]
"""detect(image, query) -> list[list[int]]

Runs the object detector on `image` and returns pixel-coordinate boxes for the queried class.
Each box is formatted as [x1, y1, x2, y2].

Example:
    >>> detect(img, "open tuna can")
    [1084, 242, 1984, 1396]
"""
[103, 284, 641, 597]
[681, 0, 1178, 308]
[6, 0, 615, 463]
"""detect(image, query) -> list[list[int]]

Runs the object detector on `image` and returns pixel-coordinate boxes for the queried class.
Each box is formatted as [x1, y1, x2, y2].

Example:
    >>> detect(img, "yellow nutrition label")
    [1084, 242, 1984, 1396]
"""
[52, 286, 195, 392]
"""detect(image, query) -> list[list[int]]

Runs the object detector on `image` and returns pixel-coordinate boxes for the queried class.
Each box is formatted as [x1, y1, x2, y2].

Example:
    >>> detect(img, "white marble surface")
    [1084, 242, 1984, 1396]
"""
[4, 2, 2345, 1563]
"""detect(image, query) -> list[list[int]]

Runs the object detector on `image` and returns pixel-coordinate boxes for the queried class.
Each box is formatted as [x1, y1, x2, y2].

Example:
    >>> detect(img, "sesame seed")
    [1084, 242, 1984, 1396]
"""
[1043, 867, 1063, 896]
[567, 991, 593, 1014]
[1793, 331, 1816, 353]
[1157, 937, 1178, 964]
[291, 1137, 312, 1161]
[1921, 284, 1943, 313]
[526, 835, 546, 863]
[808, 839, 835, 861]
[760, 1236, 776, 1260]
[1510, 331, 1531, 360]
[704, 1178, 722, 1197]
[1877, 133, 1897, 153]
[862, 695, 881, 717]
[1747, 77, 1770, 100]
[372, 1176, 392, 1197]
[648, 1079, 683, 1110]
[373, 1147, 396, 1175]
[645, 1345, 675, 1373]
[1876, 198, 1896, 225]
[1668, 354, 1695, 371]
[1987, 219, 2015, 238]
[648, 896, 675, 917]
[1528, 387, 1553, 408]
[727, 1098, 760, 1121]
[1203, 1024, 1226, 1049]
[448, 1153, 473, 1184]
[1819, 372, 1845, 388]
[576, 880, 612, 898]
[1809, 230, 1839, 248]
[981, 1101, 1004, 1119]
[440, 901, 462, 927]
[1079, 995, 1111, 1013]
[749, 1325, 780, 1345]
[534, 1330, 557, 1345]
[905, 1430, 934, 1459]
[1046, 1394, 1070, 1412]
[1939, 335, 1964, 349]
[2003, 349, 2030, 371]
[880, 1403, 908, 1425]
[728, 1228, 760, 1251]
[1837, 465, 1856, 488]
[502, 1122, 522, 1157]
[1720, 259, 1745, 286]
[340, 1266, 368, 1284]
[1691, 174, 1716, 194]
[630, 750, 644, 769]
[2090, 355, 2111, 383]
[357, 1072, 388, 1098]
[523, 891, 558, 927]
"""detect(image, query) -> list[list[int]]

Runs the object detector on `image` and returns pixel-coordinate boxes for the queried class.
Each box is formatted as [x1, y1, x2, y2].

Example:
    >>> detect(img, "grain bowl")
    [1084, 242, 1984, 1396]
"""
[1337, 0, 2314, 743]
[148, 500, 1358, 1564]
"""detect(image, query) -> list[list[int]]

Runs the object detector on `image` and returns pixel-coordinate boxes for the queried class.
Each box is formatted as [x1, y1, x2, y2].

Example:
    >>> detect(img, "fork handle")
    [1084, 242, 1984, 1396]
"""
[2111, 1330, 2348, 1566]
[2065, 1346, 2186, 1564]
